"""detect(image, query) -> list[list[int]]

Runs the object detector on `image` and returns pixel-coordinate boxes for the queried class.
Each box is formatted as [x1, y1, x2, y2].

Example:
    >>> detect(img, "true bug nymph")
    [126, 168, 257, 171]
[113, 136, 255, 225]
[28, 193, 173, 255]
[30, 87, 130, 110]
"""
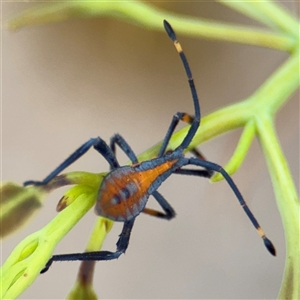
[24, 20, 276, 273]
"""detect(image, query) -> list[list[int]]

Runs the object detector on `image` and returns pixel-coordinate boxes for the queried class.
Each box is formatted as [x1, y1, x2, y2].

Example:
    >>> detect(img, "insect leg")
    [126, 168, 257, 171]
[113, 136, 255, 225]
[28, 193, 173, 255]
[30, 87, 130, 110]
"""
[190, 147, 209, 162]
[186, 157, 276, 256]
[158, 110, 213, 178]
[40, 218, 135, 273]
[24, 137, 119, 186]
[174, 147, 214, 178]
[110, 133, 138, 164]
[174, 168, 212, 178]
[158, 113, 196, 157]
[142, 191, 176, 220]
[93, 138, 120, 169]
[164, 20, 201, 153]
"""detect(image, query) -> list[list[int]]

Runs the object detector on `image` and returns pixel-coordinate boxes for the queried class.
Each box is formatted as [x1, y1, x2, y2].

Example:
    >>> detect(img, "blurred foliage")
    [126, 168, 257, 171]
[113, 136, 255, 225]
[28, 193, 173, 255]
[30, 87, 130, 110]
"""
[2, 1, 299, 299]
[0, 182, 43, 238]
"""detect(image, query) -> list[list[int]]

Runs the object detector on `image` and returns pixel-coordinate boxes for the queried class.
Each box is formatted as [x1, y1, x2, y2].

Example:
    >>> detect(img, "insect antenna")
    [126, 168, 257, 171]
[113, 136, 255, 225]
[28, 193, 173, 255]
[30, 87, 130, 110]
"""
[163, 20, 201, 151]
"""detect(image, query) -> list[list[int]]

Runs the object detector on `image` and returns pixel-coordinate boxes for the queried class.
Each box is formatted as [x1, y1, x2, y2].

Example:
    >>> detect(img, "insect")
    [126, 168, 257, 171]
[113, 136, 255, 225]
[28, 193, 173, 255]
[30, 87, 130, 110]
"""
[24, 20, 276, 273]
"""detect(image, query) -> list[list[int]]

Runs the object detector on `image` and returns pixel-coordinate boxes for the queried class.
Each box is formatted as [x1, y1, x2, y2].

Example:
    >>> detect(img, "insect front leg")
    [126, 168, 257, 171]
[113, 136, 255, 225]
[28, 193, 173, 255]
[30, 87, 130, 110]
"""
[110, 133, 138, 164]
[158, 112, 195, 157]
[24, 137, 119, 186]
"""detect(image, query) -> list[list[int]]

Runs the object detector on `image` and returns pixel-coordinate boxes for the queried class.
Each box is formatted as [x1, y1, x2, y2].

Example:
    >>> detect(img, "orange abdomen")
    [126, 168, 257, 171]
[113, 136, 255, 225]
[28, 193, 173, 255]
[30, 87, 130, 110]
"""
[95, 158, 178, 221]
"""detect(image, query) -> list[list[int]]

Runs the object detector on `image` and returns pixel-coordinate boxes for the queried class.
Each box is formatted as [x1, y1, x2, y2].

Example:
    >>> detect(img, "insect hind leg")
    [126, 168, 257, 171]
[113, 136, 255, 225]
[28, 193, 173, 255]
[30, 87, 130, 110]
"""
[41, 219, 135, 273]
[175, 147, 214, 178]
[187, 157, 276, 256]
[142, 191, 176, 220]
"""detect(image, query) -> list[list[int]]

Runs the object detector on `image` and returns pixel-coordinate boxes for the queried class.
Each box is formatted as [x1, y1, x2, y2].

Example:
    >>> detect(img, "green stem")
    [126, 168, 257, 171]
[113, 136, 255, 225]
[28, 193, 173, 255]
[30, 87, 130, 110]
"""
[211, 120, 256, 182]
[7, 1, 296, 52]
[247, 48, 300, 114]
[66, 218, 114, 300]
[255, 115, 299, 300]
[0, 185, 97, 299]
[146, 41, 299, 158]
[219, 0, 299, 37]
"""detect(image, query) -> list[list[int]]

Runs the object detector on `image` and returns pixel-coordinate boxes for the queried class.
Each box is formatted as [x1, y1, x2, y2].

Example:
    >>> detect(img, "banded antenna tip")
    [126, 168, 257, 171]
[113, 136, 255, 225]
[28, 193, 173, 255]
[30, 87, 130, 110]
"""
[163, 20, 177, 41]
[264, 237, 276, 256]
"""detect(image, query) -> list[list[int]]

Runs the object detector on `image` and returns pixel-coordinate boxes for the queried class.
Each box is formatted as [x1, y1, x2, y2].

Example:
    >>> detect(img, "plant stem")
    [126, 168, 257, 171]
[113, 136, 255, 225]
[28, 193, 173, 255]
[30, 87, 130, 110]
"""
[219, 0, 299, 37]
[248, 48, 300, 114]
[7, 1, 296, 52]
[256, 115, 299, 300]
